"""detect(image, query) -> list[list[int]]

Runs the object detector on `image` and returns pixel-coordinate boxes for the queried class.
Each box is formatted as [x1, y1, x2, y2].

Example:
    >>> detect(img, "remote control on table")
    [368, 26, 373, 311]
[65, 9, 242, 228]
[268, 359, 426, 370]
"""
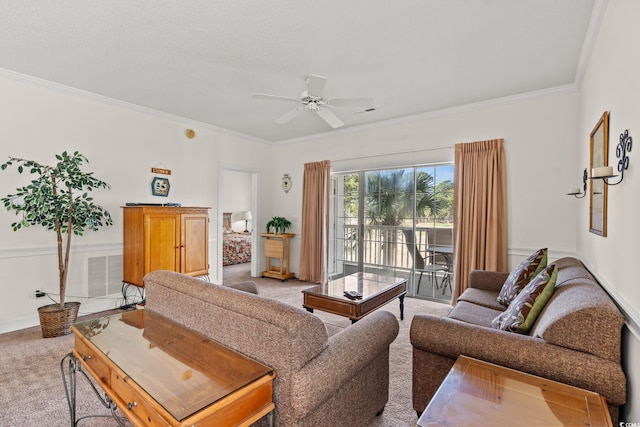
[344, 290, 363, 299]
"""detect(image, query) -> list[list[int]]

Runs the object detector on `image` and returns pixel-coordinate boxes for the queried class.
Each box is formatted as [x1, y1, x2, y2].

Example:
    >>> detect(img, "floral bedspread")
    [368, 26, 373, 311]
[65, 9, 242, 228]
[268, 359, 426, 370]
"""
[223, 233, 252, 266]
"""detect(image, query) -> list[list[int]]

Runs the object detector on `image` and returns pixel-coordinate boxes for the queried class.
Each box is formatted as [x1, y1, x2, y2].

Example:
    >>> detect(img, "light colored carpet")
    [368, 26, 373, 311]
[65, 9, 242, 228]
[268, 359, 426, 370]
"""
[0, 264, 451, 426]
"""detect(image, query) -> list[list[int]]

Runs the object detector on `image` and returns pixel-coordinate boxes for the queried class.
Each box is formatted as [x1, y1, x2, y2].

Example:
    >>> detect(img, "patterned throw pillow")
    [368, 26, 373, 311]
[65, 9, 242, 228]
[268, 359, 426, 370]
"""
[496, 248, 547, 306]
[491, 264, 558, 334]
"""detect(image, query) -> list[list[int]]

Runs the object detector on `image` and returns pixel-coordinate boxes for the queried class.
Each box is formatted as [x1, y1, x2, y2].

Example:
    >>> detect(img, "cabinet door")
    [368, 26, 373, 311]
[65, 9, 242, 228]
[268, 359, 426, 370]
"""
[181, 214, 209, 276]
[145, 214, 180, 274]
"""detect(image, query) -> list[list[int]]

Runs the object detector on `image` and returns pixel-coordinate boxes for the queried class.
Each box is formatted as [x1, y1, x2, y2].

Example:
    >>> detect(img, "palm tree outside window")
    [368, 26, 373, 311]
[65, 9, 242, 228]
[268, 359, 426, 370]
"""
[329, 164, 454, 303]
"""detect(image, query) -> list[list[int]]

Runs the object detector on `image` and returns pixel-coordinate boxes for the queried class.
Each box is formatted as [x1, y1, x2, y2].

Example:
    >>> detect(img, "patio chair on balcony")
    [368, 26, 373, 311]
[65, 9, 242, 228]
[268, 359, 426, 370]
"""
[403, 229, 453, 295]
[432, 251, 453, 295]
[414, 251, 448, 294]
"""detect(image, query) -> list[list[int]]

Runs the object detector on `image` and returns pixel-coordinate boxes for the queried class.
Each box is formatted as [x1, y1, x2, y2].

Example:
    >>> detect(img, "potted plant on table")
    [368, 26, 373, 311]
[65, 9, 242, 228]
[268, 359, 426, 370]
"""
[265, 216, 292, 234]
[1, 151, 113, 338]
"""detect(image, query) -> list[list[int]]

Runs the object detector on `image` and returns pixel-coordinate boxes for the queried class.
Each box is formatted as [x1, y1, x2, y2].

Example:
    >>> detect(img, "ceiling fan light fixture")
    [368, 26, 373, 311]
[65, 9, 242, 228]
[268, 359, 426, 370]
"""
[252, 74, 373, 129]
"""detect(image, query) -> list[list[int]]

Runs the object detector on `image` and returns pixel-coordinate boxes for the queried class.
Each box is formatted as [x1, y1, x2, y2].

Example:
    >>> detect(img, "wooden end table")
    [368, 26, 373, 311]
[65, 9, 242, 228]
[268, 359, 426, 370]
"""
[62, 309, 275, 426]
[302, 272, 407, 323]
[416, 355, 612, 427]
[261, 233, 295, 281]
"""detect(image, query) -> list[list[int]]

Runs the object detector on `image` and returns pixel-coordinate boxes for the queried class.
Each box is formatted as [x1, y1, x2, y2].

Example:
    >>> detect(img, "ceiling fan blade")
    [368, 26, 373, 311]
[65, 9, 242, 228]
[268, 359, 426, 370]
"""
[316, 108, 344, 129]
[306, 74, 327, 96]
[328, 97, 374, 109]
[252, 93, 300, 103]
[275, 107, 304, 124]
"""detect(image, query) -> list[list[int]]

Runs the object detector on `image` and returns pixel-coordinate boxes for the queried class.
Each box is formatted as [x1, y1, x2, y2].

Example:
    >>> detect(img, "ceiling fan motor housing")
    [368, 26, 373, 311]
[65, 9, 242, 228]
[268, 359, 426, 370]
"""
[252, 74, 372, 128]
[300, 90, 326, 107]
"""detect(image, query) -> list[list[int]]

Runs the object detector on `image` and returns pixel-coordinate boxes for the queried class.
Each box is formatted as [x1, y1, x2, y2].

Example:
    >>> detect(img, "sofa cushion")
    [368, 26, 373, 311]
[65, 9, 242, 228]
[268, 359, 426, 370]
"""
[496, 248, 547, 306]
[529, 260, 625, 362]
[447, 301, 504, 328]
[491, 264, 558, 334]
[223, 280, 259, 294]
[457, 288, 505, 311]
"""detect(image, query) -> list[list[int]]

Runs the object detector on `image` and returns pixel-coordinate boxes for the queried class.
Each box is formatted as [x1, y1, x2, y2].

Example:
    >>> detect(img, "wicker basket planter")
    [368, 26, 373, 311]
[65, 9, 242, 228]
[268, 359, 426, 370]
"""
[37, 302, 81, 338]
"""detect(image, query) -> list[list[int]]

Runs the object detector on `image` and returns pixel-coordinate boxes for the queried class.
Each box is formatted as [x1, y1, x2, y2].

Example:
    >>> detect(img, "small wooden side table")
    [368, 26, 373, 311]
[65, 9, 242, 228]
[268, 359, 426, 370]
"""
[416, 355, 612, 427]
[261, 233, 295, 281]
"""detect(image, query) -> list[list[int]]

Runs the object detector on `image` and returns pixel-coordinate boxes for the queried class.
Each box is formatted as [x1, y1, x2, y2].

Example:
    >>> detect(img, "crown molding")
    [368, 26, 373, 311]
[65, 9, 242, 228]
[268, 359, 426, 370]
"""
[0, 67, 270, 146]
[276, 84, 579, 146]
[574, 0, 609, 86]
[1, 66, 579, 148]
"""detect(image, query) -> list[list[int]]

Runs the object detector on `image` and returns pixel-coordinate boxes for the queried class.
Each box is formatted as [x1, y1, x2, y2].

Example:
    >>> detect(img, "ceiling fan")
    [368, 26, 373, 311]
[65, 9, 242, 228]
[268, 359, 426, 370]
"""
[252, 74, 374, 129]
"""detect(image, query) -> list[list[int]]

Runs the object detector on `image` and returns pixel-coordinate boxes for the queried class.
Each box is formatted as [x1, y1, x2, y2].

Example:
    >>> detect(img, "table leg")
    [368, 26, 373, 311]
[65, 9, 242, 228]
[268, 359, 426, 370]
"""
[399, 294, 405, 320]
[60, 353, 78, 427]
[60, 353, 127, 426]
[305, 307, 314, 313]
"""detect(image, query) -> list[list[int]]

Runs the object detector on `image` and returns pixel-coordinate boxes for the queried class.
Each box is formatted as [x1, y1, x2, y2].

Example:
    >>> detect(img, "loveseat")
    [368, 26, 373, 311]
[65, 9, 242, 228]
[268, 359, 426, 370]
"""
[410, 257, 626, 423]
[143, 270, 400, 427]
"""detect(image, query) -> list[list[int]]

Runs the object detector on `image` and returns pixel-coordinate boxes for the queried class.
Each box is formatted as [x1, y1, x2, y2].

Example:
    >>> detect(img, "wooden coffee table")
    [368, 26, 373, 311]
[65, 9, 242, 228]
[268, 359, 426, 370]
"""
[63, 309, 275, 426]
[416, 355, 612, 427]
[302, 272, 407, 323]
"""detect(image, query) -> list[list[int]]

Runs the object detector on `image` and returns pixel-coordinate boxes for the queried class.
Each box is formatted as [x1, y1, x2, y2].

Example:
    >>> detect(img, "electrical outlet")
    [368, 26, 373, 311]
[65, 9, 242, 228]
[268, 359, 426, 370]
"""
[34, 290, 45, 298]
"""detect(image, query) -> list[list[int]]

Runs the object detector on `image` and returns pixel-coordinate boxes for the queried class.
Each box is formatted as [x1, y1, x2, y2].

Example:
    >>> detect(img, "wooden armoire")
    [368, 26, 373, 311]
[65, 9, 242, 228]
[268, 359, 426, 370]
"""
[122, 206, 210, 287]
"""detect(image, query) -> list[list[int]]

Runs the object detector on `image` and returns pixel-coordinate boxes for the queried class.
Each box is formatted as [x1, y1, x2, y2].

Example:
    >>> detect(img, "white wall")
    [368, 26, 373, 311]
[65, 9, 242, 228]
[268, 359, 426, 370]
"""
[222, 170, 252, 232]
[0, 73, 271, 332]
[273, 90, 581, 274]
[577, 0, 640, 419]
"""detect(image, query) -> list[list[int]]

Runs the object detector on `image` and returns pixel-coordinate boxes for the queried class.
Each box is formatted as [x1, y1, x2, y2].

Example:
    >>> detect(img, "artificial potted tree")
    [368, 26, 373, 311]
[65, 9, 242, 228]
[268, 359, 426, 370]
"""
[1, 151, 113, 337]
[266, 216, 292, 234]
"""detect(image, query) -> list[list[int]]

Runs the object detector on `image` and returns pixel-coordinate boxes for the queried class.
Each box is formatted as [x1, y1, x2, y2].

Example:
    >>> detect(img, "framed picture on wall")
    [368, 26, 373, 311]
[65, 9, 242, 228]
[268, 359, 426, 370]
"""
[151, 177, 171, 197]
[589, 111, 609, 236]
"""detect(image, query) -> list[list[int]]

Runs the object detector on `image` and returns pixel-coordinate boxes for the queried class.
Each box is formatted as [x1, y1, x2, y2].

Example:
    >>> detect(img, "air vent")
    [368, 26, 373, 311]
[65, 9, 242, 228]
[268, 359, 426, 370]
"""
[354, 107, 376, 114]
[88, 255, 123, 297]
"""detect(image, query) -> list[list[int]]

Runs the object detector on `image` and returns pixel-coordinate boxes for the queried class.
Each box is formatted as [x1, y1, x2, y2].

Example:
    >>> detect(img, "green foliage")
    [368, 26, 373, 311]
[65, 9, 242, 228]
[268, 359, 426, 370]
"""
[266, 216, 292, 234]
[344, 174, 359, 220]
[1, 151, 113, 307]
[365, 169, 435, 226]
[434, 180, 454, 222]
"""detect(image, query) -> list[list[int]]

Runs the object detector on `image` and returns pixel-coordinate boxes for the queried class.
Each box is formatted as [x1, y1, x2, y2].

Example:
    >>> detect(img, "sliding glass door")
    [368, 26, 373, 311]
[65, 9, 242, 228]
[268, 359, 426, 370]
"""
[329, 164, 454, 302]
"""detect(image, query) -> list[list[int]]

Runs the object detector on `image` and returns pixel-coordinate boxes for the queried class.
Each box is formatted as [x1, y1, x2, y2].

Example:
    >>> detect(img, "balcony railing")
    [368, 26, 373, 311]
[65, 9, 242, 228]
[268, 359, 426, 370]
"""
[331, 224, 454, 302]
[339, 224, 453, 269]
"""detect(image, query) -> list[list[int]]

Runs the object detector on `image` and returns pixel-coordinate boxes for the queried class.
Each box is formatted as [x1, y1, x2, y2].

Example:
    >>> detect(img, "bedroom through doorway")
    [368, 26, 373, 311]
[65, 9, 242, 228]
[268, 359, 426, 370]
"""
[219, 166, 259, 284]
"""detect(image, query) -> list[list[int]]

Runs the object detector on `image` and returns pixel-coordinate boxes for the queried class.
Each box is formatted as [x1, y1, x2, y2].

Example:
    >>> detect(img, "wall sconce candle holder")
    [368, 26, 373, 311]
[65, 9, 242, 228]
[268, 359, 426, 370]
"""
[567, 168, 588, 198]
[590, 129, 632, 186]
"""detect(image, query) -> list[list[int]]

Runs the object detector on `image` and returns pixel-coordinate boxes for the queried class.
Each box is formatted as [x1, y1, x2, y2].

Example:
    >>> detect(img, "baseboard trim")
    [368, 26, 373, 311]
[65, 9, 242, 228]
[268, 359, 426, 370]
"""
[0, 296, 123, 335]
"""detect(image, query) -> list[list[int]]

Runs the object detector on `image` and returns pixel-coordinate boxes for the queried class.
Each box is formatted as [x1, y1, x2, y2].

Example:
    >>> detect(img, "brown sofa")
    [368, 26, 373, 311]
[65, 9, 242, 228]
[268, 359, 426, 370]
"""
[410, 257, 626, 423]
[143, 270, 399, 427]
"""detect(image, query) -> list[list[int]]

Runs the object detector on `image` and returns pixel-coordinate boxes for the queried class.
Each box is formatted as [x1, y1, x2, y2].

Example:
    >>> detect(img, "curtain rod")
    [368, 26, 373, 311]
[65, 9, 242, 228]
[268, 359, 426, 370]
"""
[331, 144, 453, 163]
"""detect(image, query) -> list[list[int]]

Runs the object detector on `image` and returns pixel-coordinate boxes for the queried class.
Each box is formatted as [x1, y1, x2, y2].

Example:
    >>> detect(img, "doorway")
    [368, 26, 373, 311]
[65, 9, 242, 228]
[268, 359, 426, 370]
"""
[217, 163, 260, 284]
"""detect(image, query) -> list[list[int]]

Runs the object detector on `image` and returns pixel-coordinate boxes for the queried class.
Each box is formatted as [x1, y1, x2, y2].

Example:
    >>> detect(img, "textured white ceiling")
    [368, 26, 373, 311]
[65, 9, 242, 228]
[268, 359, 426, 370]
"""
[0, 0, 599, 143]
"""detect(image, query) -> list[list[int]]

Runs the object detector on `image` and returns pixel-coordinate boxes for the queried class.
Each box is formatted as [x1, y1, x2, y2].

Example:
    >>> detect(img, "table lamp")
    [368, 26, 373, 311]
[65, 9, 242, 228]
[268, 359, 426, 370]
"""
[240, 211, 252, 233]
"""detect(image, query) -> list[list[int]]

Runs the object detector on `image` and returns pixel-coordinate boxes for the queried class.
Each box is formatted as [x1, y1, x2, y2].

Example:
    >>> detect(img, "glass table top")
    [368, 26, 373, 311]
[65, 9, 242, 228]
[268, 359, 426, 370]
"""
[72, 309, 273, 421]
[303, 272, 407, 300]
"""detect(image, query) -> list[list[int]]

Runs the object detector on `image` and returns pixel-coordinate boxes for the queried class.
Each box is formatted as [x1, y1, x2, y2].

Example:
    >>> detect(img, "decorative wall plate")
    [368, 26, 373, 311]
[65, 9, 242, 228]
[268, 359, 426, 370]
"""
[281, 174, 292, 193]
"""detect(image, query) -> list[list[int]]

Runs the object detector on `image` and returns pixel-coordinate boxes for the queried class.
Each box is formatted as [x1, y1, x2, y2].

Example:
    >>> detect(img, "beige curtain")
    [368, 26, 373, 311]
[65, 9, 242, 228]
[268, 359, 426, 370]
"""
[451, 139, 507, 303]
[299, 160, 330, 283]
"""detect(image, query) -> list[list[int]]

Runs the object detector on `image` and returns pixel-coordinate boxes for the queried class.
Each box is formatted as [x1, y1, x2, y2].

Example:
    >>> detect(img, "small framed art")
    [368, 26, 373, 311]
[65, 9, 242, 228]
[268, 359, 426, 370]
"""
[151, 177, 170, 197]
